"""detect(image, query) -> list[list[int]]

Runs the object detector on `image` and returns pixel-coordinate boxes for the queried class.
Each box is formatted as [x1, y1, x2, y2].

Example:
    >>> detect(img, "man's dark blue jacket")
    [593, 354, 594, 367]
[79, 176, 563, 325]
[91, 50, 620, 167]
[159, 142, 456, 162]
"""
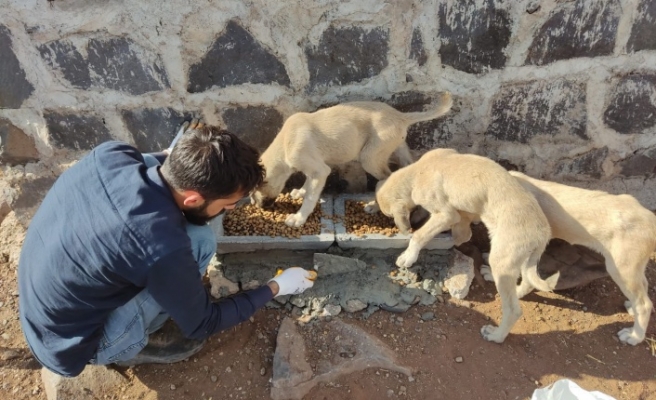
[18, 141, 273, 377]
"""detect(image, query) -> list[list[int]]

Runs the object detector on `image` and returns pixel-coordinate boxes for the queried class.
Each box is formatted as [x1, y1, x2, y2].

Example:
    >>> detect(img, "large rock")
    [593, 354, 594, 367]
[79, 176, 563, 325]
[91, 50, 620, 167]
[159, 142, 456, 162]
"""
[187, 21, 290, 93]
[603, 73, 656, 134]
[221, 105, 284, 151]
[438, 0, 511, 74]
[444, 249, 475, 300]
[39, 35, 169, 95]
[525, 0, 620, 66]
[41, 365, 126, 400]
[121, 108, 194, 153]
[0, 118, 39, 165]
[555, 147, 608, 179]
[627, 0, 656, 53]
[409, 28, 427, 66]
[619, 147, 656, 177]
[271, 318, 412, 400]
[44, 110, 113, 150]
[0, 24, 34, 108]
[486, 78, 587, 143]
[305, 26, 389, 91]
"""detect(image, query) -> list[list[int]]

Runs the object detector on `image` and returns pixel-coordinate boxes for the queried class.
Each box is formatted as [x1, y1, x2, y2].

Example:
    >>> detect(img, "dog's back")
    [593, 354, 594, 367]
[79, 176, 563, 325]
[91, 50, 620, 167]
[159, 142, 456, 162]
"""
[510, 171, 656, 254]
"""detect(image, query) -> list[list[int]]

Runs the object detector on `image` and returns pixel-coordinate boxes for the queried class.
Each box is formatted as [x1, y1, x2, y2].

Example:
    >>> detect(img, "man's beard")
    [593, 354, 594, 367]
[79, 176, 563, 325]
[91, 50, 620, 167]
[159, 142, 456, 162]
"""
[183, 203, 224, 226]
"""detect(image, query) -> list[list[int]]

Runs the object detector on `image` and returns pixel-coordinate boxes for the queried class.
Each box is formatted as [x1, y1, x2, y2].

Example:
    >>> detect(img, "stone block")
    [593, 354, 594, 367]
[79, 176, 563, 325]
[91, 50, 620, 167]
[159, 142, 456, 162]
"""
[409, 28, 427, 66]
[619, 147, 656, 177]
[627, 0, 656, 53]
[555, 147, 608, 179]
[603, 73, 656, 134]
[44, 110, 113, 150]
[272, 318, 313, 389]
[39, 36, 169, 95]
[486, 78, 587, 143]
[121, 108, 195, 153]
[438, 0, 511, 74]
[187, 21, 290, 93]
[41, 365, 126, 400]
[526, 0, 620, 66]
[305, 26, 389, 91]
[0, 118, 39, 165]
[0, 25, 34, 108]
[221, 105, 284, 151]
[444, 249, 475, 300]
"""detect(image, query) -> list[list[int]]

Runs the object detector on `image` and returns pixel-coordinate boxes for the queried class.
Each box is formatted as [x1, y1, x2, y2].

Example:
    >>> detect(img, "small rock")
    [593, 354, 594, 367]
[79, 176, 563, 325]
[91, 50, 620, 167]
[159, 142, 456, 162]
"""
[387, 389, 395, 397]
[260, 367, 266, 376]
[408, 376, 415, 382]
[396, 317, 404, 322]
[343, 299, 367, 313]
[203, 366, 209, 372]
[455, 356, 463, 363]
[170, 384, 176, 390]
[0, 350, 19, 361]
[210, 375, 217, 382]
[225, 366, 231, 373]
[323, 304, 341, 316]
[420, 312, 435, 321]
[0, 302, 4, 308]
[399, 386, 407, 396]
[1, 333, 10, 340]
[11, 291, 18, 297]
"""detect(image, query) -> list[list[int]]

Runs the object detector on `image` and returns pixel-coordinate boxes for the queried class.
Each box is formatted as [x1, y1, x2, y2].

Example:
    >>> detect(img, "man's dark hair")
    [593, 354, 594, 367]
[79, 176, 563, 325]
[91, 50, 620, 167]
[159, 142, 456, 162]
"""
[160, 126, 265, 200]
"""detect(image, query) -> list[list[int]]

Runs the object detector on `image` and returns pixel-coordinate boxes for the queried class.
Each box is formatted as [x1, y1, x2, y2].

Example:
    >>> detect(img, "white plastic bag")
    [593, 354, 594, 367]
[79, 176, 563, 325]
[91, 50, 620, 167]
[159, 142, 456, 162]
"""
[531, 379, 616, 400]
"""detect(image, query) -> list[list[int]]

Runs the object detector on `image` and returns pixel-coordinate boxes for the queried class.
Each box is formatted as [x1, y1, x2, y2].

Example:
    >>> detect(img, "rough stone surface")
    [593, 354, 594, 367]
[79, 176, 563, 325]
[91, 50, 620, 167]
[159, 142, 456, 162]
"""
[619, 147, 656, 177]
[438, 0, 511, 74]
[555, 147, 609, 179]
[306, 26, 389, 91]
[39, 36, 169, 95]
[384, 91, 452, 150]
[42, 365, 126, 400]
[627, 0, 656, 53]
[44, 111, 113, 151]
[444, 249, 475, 300]
[121, 108, 194, 153]
[272, 318, 313, 389]
[0, 118, 39, 165]
[603, 74, 656, 134]
[409, 28, 427, 66]
[525, 0, 620, 66]
[0, 25, 34, 108]
[207, 259, 240, 299]
[187, 21, 290, 93]
[222, 105, 284, 151]
[271, 318, 412, 400]
[486, 79, 587, 143]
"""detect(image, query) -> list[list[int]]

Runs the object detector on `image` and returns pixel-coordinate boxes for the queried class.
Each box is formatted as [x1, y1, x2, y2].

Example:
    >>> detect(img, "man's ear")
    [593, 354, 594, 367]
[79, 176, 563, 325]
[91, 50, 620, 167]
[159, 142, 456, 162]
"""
[182, 191, 205, 207]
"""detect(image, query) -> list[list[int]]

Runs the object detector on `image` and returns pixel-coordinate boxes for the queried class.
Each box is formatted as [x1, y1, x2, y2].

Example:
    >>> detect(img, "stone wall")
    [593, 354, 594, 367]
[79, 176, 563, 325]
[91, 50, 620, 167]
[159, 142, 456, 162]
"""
[1, 0, 656, 218]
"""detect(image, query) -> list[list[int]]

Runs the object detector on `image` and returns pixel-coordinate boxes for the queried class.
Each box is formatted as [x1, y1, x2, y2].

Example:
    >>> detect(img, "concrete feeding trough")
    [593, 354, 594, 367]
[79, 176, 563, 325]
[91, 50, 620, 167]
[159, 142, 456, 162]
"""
[211, 196, 335, 254]
[334, 193, 454, 250]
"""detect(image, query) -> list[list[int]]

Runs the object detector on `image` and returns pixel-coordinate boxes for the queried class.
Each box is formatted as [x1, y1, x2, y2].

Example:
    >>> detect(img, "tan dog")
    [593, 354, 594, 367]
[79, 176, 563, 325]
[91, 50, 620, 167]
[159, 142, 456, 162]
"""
[251, 94, 453, 227]
[375, 148, 552, 343]
[510, 171, 656, 345]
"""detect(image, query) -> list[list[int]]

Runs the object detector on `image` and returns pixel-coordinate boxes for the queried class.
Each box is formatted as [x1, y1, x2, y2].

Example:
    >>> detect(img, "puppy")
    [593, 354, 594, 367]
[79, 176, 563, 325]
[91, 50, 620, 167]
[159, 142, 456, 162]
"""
[251, 93, 453, 227]
[510, 171, 656, 345]
[375, 148, 552, 343]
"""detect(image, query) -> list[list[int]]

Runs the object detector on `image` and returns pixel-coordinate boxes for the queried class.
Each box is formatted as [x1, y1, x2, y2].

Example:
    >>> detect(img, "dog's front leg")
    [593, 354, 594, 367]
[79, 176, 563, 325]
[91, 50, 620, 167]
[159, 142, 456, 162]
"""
[285, 166, 331, 227]
[396, 209, 459, 269]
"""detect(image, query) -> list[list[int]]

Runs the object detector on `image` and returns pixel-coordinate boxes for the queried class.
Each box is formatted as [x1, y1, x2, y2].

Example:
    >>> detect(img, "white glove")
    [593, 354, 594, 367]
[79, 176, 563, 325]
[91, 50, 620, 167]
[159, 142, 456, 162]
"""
[269, 267, 316, 297]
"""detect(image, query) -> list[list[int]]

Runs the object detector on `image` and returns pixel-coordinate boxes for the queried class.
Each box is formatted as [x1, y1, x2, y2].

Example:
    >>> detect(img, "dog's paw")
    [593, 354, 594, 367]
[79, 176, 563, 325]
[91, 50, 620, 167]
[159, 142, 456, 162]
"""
[396, 251, 418, 269]
[285, 213, 307, 227]
[618, 327, 643, 346]
[624, 300, 636, 317]
[480, 325, 506, 343]
[290, 188, 306, 200]
[480, 265, 494, 282]
[363, 201, 379, 214]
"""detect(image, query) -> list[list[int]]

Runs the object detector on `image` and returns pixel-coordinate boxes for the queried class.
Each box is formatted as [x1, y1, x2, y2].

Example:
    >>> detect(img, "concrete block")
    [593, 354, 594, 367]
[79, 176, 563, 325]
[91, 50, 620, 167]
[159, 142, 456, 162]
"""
[211, 196, 335, 254]
[333, 194, 453, 250]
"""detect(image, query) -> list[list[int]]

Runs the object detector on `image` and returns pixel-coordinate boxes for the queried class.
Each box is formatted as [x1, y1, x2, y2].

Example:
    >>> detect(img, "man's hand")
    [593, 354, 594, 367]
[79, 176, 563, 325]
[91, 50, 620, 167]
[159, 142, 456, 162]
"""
[268, 267, 316, 297]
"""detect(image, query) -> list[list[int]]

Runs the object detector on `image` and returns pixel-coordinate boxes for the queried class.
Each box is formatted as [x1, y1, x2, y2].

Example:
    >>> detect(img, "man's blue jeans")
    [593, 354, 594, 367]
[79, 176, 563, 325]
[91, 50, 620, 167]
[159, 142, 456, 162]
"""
[90, 154, 217, 365]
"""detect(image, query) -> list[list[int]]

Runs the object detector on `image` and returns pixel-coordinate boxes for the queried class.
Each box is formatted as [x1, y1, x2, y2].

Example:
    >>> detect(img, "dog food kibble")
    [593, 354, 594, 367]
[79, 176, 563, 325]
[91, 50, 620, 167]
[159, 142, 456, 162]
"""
[345, 200, 400, 236]
[223, 193, 322, 238]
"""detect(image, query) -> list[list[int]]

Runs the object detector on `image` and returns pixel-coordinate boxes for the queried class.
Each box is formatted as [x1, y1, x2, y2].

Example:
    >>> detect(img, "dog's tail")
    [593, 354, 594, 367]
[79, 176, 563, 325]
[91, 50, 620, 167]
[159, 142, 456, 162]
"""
[401, 92, 453, 125]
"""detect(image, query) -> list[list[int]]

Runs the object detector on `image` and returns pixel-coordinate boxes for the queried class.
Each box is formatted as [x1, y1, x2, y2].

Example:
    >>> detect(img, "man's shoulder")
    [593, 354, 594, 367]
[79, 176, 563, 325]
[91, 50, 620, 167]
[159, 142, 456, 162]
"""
[92, 141, 143, 165]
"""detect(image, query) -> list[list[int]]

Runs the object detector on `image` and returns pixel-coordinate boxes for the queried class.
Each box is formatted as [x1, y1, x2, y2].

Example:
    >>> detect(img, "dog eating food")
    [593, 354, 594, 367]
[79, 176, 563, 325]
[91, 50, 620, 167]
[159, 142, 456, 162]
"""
[223, 193, 322, 238]
[344, 200, 399, 237]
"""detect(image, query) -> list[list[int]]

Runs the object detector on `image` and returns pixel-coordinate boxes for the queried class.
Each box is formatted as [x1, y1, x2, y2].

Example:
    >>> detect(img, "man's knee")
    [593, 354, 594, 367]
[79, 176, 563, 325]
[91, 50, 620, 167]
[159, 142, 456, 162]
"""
[185, 223, 217, 274]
